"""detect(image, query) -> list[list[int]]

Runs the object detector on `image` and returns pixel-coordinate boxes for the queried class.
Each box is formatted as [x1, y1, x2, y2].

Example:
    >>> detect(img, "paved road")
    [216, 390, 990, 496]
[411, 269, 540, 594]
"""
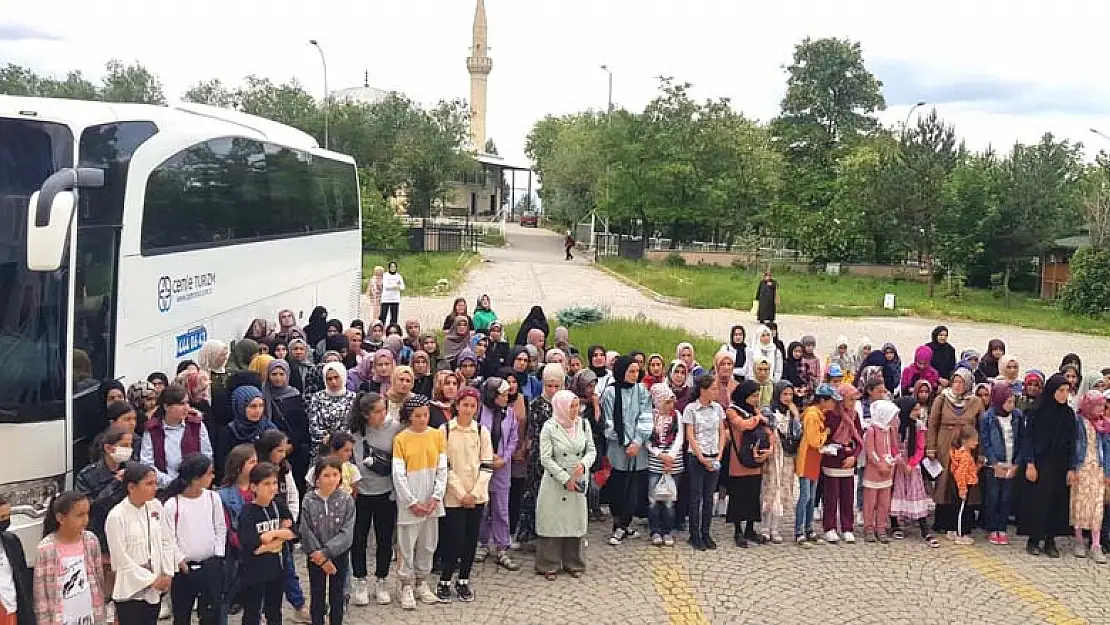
[386, 224, 1110, 374]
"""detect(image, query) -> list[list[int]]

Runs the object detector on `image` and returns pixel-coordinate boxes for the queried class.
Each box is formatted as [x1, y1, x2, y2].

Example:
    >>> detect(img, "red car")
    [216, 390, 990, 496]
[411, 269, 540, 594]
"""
[519, 211, 538, 227]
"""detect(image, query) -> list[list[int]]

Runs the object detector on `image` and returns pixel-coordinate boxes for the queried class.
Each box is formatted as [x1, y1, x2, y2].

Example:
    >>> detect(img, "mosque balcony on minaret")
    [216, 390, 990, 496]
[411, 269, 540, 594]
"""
[467, 55, 492, 75]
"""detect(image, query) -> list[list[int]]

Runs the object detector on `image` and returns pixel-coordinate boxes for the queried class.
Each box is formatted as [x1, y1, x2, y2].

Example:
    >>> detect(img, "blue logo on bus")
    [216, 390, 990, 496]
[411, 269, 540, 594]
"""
[176, 326, 207, 358]
[157, 276, 173, 313]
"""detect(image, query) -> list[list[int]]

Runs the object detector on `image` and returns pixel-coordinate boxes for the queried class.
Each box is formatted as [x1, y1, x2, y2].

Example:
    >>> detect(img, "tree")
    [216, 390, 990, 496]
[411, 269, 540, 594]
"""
[99, 60, 166, 104]
[525, 113, 605, 226]
[989, 134, 1085, 304]
[483, 138, 498, 155]
[182, 79, 240, 108]
[934, 153, 996, 278]
[770, 37, 886, 257]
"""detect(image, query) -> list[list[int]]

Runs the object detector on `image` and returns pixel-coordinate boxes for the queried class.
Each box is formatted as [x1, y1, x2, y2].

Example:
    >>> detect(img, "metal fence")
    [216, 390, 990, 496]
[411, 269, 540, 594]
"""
[406, 223, 478, 253]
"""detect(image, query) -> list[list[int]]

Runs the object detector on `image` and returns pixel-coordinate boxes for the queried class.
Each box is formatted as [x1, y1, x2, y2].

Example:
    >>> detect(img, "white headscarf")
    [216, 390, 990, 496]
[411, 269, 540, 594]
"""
[869, 399, 899, 431]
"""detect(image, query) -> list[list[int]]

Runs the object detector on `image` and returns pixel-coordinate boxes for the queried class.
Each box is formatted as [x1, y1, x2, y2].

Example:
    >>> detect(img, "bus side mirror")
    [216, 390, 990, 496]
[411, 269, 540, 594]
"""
[26, 168, 104, 272]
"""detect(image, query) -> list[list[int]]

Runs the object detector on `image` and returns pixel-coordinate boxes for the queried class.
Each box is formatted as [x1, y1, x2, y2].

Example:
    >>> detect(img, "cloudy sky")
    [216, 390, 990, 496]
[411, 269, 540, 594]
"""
[4, 0, 1110, 168]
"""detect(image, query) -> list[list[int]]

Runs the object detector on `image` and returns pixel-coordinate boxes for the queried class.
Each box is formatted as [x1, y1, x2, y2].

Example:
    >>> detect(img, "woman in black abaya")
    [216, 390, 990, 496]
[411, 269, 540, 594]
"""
[1020, 374, 1077, 558]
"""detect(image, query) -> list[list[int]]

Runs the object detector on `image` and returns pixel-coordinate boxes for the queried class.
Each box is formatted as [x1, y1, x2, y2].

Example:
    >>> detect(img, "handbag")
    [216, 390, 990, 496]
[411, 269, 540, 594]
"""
[362, 440, 393, 477]
[651, 474, 677, 502]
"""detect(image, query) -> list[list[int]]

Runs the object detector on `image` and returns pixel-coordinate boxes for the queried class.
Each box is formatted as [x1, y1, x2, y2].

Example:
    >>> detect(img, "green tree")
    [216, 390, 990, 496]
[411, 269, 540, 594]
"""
[99, 60, 166, 104]
[525, 113, 605, 226]
[934, 153, 996, 278]
[182, 79, 240, 108]
[770, 37, 886, 258]
[989, 134, 1085, 304]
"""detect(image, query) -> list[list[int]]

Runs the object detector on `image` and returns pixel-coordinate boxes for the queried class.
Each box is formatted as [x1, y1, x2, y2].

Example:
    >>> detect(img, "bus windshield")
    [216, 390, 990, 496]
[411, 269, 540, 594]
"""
[0, 118, 72, 423]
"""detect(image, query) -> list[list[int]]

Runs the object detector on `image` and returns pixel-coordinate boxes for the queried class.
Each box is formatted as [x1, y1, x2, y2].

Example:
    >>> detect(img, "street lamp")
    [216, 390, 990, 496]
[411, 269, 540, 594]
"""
[1091, 128, 1110, 143]
[599, 65, 613, 115]
[903, 100, 927, 133]
[309, 39, 329, 149]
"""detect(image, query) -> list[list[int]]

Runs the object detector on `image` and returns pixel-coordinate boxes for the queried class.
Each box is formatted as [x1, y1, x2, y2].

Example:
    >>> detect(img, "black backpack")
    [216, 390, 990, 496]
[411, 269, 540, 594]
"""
[737, 423, 772, 468]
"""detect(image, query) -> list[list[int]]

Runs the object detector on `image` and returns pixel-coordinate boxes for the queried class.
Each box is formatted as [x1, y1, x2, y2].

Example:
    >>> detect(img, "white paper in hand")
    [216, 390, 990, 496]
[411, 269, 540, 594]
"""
[922, 457, 944, 479]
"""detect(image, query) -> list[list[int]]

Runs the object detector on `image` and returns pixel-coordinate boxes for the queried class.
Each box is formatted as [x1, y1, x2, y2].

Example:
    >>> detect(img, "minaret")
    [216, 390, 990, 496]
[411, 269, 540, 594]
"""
[466, 0, 492, 151]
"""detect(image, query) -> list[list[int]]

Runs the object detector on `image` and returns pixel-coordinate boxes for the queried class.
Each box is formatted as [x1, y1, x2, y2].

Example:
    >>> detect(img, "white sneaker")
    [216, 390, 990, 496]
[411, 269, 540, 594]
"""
[824, 529, 840, 543]
[842, 532, 856, 544]
[158, 598, 171, 620]
[400, 585, 416, 610]
[474, 545, 489, 562]
[415, 581, 439, 605]
[351, 577, 370, 606]
[374, 578, 392, 605]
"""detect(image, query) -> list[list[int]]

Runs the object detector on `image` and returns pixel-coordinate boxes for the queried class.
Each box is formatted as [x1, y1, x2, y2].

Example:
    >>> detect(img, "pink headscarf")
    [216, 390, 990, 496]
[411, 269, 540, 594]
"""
[1079, 390, 1110, 434]
[552, 389, 579, 434]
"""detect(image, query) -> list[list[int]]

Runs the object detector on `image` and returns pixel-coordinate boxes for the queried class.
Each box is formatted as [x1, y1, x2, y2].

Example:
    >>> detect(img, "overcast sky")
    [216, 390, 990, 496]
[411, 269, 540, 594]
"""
[4, 0, 1110, 168]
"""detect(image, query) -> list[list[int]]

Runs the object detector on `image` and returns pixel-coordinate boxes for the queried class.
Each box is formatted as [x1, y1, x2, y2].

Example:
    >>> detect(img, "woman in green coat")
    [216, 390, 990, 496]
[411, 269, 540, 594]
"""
[535, 389, 596, 579]
[473, 294, 498, 333]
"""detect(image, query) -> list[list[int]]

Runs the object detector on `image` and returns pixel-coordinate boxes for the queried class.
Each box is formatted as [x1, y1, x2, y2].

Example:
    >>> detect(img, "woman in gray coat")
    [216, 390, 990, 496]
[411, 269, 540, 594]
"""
[535, 389, 596, 579]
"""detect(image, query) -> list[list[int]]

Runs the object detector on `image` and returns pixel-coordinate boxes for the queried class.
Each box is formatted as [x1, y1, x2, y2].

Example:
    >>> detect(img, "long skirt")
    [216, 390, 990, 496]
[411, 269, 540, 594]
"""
[1020, 456, 1071, 541]
[724, 475, 762, 524]
[890, 462, 930, 521]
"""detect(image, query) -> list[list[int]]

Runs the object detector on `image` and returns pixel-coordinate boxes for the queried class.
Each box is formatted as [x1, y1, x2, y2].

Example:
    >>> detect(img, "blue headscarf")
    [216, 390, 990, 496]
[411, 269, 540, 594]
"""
[228, 385, 274, 443]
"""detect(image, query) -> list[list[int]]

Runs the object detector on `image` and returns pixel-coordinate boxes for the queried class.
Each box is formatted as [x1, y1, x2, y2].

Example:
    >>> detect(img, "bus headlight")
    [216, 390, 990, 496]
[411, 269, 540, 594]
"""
[0, 475, 64, 520]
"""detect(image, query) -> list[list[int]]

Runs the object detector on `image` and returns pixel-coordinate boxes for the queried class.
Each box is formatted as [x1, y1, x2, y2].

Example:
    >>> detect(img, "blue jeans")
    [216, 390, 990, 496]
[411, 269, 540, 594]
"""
[982, 472, 1013, 532]
[686, 454, 719, 540]
[647, 472, 677, 536]
[795, 477, 819, 538]
[282, 543, 305, 609]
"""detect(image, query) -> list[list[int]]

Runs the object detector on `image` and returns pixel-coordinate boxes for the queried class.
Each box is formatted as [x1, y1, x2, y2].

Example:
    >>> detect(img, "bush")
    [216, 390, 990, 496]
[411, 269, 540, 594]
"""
[556, 306, 607, 327]
[664, 252, 687, 267]
[1060, 247, 1110, 317]
[361, 191, 407, 251]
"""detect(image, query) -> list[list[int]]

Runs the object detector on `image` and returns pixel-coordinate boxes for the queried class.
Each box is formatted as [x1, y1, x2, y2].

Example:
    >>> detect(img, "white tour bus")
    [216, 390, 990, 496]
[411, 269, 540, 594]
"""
[0, 96, 362, 559]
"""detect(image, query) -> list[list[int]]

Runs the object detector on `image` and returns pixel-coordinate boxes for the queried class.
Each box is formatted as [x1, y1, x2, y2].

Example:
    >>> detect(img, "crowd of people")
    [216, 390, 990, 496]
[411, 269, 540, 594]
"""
[8, 291, 1110, 625]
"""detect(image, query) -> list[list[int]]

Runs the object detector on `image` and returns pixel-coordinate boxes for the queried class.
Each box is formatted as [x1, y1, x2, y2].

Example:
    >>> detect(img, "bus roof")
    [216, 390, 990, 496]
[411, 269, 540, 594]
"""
[0, 95, 323, 153]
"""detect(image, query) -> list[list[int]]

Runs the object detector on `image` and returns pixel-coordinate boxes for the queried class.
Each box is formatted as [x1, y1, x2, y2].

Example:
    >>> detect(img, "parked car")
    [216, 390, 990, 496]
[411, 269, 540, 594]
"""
[520, 211, 538, 227]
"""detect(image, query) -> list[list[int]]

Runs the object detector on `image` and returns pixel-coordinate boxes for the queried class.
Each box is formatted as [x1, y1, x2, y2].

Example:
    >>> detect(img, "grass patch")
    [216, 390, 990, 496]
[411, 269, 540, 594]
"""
[601, 257, 1110, 336]
[503, 319, 718, 360]
[479, 230, 506, 247]
[362, 252, 477, 296]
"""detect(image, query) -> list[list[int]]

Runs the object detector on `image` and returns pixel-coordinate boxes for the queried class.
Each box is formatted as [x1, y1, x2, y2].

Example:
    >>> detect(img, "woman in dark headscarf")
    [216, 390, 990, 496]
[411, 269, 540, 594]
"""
[314, 319, 344, 359]
[215, 383, 275, 482]
[514, 306, 550, 347]
[507, 346, 542, 401]
[262, 359, 311, 498]
[600, 355, 653, 545]
[927, 325, 957, 382]
[227, 338, 261, 373]
[568, 369, 606, 520]
[976, 339, 1006, 384]
[1020, 374, 1077, 558]
[304, 306, 329, 347]
[782, 341, 805, 390]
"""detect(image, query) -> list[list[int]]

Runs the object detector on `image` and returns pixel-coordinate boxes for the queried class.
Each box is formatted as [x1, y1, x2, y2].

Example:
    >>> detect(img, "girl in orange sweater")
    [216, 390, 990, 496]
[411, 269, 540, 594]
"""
[949, 426, 980, 545]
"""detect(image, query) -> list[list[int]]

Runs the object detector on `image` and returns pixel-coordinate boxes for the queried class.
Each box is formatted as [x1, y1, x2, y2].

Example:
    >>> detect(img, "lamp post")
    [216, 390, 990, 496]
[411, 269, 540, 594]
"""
[1091, 128, 1110, 143]
[600, 64, 613, 115]
[309, 39, 329, 149]
[903, 100, 927, 132]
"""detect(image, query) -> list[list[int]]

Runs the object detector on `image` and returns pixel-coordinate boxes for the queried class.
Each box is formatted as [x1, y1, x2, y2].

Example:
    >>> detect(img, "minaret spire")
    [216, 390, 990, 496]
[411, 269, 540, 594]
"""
[466, 0, 492, 150]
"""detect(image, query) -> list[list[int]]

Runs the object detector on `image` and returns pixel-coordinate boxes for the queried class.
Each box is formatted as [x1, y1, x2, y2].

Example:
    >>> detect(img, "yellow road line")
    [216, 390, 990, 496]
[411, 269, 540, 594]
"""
[954, 544, 1086, 625]
[649, 550, 710, 625]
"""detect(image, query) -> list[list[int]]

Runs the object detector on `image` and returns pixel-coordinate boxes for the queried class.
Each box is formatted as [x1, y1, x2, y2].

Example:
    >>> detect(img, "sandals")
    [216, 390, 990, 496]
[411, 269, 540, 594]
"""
[924, 534, 940, 548]
[496, 551, 520, 571]
[539, 571, 558, 581]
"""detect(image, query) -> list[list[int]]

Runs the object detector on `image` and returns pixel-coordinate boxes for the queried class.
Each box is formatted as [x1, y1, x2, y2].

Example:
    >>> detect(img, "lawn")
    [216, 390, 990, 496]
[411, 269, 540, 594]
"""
[502, 318, 719, 361]
[601, 257, 1110, 336]
[361, 252, 477, 296]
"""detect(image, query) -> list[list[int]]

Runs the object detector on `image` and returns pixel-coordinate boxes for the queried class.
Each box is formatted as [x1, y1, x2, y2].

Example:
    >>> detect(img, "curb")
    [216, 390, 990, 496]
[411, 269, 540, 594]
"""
[591, 262, 685, 307]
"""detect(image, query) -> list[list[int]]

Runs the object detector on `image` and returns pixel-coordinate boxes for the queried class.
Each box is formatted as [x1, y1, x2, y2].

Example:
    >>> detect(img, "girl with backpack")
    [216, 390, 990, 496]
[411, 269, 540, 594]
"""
[163, 454, 226, 625]
[761, 381, 801, 544]
[722, 381, 773, 547]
